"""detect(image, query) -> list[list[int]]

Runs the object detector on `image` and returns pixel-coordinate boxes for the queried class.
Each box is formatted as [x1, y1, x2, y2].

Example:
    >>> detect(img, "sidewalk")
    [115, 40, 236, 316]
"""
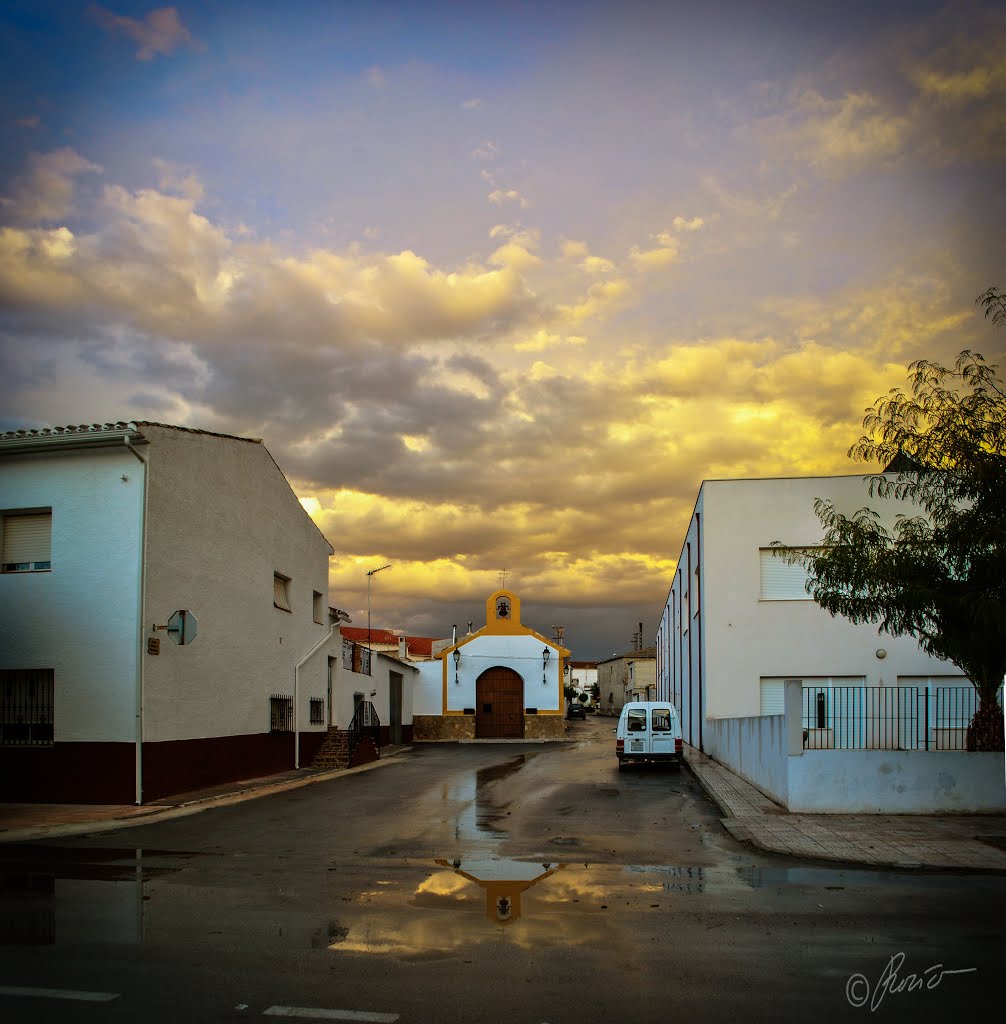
[683, 743, 1006, 872]
[0, 745, 413, 844]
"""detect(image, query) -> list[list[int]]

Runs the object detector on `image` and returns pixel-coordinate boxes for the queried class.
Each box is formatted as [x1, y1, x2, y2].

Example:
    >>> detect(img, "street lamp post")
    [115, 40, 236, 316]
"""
[366, 564, 391, 673]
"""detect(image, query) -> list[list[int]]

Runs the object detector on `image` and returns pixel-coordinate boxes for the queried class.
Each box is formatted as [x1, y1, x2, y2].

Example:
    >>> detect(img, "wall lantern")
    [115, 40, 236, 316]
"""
[453, 648, 461, 684]
[542, 646, 551, 685]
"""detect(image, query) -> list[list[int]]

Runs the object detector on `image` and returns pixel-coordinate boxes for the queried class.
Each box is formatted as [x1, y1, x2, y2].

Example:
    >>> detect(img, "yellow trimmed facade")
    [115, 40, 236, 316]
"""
[412, 590, 571, 741]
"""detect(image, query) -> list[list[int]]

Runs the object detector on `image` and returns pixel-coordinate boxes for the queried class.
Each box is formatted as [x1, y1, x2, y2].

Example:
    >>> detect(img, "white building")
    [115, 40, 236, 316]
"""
[652, 473, 1006, 813]
[412, 590, 570, 741]
[0, 421, 381, 804]
[565, 661, 598, 702]
[656, 473, 971, 751]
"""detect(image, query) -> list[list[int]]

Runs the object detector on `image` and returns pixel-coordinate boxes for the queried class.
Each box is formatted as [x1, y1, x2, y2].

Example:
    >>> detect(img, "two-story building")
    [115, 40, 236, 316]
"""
[0, 421, 354, 803]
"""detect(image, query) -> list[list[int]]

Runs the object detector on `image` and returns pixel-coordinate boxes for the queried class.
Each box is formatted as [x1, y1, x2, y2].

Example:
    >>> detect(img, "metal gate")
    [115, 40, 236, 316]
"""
[476, 667, 524, 739]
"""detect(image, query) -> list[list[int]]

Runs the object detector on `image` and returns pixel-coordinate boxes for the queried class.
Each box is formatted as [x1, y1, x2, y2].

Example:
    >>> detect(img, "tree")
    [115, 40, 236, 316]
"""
[775, 343, 1005, 751]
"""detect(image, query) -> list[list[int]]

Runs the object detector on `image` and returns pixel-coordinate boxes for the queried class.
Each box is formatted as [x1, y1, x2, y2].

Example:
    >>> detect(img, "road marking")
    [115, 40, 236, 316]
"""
[263, 1007, 398, 1022]
[0, 986, 120, 1002]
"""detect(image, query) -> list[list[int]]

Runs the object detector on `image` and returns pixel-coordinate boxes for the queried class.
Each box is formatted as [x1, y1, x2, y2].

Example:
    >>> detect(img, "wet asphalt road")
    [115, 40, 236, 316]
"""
[1, 716, 1003, 1023]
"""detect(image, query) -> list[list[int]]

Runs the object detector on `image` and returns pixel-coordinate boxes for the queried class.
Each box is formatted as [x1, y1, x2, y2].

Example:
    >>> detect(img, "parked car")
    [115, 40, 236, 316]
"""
[567, 702, 586, 720]
[614, 701, 682, 769]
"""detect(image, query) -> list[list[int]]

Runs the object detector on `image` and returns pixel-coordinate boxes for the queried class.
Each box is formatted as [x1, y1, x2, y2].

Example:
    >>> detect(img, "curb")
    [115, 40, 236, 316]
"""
[0, 747, 413, 844]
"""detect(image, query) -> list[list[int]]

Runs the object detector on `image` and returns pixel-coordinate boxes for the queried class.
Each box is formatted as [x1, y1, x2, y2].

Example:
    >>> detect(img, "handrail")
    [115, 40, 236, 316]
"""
[348, 700, 381, 764]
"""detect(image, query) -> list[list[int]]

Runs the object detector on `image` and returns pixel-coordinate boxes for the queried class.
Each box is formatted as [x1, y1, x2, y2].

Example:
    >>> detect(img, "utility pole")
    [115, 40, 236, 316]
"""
[366, 564, 391, 673]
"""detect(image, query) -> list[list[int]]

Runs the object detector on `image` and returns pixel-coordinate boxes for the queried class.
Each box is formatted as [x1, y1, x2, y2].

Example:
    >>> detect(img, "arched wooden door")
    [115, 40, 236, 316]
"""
[476, 667, 524, 739]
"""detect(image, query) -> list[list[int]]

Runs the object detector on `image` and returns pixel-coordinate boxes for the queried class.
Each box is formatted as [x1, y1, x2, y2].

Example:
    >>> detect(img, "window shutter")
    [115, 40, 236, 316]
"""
[759, 678, 786, 715]
[3, 513, 51, 567]
[759, 549, 811, 599]
[273, 574, 291, 610]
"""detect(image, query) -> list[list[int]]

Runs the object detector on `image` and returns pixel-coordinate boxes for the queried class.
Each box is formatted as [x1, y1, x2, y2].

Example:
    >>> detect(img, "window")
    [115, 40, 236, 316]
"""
[342, 638, 354, 670]
[2, 511, 52, 573]
[651, 707, 673, 732]
[270, 695, 293, 731]
[626, 708, 647, 732]
[310, 698, 325, 725]
[313, 590, 324, 624]
[273, 573, 291, 611]
[0, 669, 54, 745]
[759, 548, 814, 600]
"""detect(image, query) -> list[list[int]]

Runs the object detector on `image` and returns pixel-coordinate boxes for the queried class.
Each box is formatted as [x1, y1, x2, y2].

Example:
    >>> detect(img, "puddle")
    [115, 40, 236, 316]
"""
[0, 842, 950, 959]
[0, 846, 195, 947]
[438, 753, 540, 846]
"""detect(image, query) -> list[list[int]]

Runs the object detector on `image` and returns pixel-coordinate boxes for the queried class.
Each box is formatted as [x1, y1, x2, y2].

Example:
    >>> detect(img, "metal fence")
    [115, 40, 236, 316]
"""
[801, 685, 998, 751]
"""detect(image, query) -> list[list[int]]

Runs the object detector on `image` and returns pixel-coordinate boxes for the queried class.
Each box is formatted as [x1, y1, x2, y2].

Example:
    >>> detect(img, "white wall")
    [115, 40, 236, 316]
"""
[139, 425, 339, 743]
[703, 714, 790, 806]
[446, 633, 562, 712]
[413, 660, 445, 715]
[329, 652, 416, 730]
[0, 446, 143, 742]
[787, 749, 1006, 813]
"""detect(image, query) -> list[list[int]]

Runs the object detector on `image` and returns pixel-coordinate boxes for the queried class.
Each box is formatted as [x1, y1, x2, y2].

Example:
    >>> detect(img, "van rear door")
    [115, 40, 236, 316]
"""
[650, 706, 676, 758]
[624, 706, 648, 758]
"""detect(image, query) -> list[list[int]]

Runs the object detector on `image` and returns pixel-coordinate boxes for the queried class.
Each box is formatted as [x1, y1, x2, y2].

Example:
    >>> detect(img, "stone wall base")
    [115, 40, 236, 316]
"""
[412, 714, 565, 741]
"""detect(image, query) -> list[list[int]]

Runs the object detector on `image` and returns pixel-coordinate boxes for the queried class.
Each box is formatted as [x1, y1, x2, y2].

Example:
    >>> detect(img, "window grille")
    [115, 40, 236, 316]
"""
[270, 695, 293, 732]
[309, 698, 325, 725]
[0, 669, 54, 745]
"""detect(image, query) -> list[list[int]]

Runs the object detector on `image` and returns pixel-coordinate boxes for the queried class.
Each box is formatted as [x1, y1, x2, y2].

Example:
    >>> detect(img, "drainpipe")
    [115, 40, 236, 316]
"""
[295, 624, 336, 769]
[124, 435, 148, 805]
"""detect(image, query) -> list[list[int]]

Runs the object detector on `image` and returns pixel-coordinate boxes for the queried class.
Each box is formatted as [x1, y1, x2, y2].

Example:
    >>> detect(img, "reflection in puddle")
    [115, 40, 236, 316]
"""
[0, 843, 932, 960]
[0, 847, 188, 947]
[441, 753, 539, 846]
[433, 858, 564, 922]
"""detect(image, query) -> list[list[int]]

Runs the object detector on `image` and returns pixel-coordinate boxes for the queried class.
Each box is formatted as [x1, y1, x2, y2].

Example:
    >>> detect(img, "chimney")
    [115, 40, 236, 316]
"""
[398, 635, 407, 659]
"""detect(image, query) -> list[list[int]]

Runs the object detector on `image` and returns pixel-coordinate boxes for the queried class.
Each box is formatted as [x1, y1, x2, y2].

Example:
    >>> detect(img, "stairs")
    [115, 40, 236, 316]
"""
[310, 726, 381, 771]
[310, 728, 351, 770]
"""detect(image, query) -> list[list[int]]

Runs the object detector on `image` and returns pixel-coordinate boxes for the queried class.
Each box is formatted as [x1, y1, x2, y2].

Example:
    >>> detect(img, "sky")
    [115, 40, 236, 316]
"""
[1, 1, 1004, 660]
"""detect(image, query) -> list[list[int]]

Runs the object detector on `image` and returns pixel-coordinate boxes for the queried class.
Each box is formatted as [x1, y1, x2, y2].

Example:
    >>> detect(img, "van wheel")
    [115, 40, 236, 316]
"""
[617, 760, 626, 770]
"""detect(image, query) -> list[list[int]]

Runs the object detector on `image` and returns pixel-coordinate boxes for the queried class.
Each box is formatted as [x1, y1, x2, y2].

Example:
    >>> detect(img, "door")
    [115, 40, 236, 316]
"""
[476, 667, 524, 739]
[389, 672, 403, 745]
[649, 706, 676, 757]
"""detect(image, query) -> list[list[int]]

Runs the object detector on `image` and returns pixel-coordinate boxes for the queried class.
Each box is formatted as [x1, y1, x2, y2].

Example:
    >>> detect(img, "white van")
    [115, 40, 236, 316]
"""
[615, 701, 683, 769]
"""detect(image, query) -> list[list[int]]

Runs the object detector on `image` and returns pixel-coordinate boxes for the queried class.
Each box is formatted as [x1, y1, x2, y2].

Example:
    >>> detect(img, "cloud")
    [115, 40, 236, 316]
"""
[488, 188, 528, 207]
[471, 140, 498, 160]
[461, 98, 483, 110]
[90, 5, 202, 61]
[15, 116, 41, 129]
[1, 148, 103, 223]
[701, 177, 797, 223]
[628, 233, 680, 271]
[0, 164, 541, 350]
[365, 65, 385, 88]
[672, 216, 704, 232]
[782, 89, 911, 173]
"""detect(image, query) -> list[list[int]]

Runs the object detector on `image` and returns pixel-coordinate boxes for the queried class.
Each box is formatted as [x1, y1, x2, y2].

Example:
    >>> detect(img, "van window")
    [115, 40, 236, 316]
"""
[651, 708, 673, 732]
[626, 708, 647, 732]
